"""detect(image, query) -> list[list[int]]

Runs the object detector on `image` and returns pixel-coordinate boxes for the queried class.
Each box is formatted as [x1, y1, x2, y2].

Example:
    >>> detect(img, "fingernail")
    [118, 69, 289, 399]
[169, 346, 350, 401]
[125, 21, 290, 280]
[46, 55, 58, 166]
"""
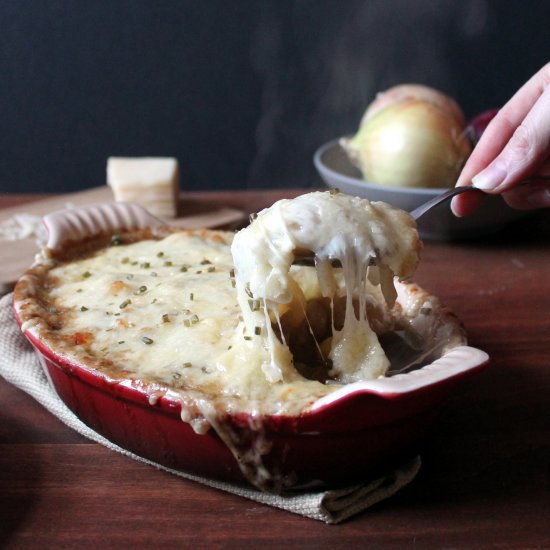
[472, 163, 507, 191]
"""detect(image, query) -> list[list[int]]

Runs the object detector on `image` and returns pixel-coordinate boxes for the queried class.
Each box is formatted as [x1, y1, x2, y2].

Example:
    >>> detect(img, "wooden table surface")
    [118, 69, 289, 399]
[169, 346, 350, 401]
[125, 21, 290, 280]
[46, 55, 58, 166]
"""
[1, 190, 549, 548]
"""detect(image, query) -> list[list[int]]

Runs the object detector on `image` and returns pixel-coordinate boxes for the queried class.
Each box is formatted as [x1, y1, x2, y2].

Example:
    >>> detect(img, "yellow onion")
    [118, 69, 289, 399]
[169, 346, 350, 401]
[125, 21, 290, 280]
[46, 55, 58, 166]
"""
[361, 83, 466, 127]
[341, 99, 472, 189]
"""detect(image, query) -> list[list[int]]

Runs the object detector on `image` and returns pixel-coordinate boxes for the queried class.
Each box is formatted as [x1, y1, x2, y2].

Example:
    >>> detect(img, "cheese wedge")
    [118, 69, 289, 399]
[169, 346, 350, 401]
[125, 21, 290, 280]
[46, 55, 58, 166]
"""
[107, 157, 180, 219]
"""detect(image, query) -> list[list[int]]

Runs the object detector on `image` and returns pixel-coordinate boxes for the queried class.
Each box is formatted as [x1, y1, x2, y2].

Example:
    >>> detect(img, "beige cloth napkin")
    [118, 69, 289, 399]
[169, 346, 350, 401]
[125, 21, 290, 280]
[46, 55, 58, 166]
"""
[0, 293, 420, 524]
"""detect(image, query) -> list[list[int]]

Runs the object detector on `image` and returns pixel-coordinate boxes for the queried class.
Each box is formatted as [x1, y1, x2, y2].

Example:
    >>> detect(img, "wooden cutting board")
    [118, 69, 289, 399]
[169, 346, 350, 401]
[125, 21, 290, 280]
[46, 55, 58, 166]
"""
[0, 187, 246, 288]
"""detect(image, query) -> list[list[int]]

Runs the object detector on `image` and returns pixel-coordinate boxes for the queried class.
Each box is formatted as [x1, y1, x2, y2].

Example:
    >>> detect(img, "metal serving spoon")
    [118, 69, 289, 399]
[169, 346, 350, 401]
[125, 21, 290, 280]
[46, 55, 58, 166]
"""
[409, 185, 478, 220]
[411, 176, 550, 220]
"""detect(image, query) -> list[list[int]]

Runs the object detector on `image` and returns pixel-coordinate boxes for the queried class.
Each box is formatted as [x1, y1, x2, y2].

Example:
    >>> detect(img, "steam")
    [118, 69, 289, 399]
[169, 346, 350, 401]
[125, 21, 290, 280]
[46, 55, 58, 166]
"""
[247, 0, 488, 189]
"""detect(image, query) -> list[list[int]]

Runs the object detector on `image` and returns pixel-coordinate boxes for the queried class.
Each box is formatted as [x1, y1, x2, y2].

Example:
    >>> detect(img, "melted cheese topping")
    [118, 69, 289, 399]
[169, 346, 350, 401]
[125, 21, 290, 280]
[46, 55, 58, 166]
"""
[31, 230, 339, 417]
[231, 191, 420, 384]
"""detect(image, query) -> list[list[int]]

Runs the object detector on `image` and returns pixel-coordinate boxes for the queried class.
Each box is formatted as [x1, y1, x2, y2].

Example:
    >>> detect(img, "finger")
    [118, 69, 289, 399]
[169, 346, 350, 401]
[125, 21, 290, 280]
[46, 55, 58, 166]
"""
[455, 114, 512, 188]
[451, 120, 510, 216]
[453, 160, 550, 216]
[452, 63, 550, 217]
[450, 188, 486, 217]
[502, 178, 550, 210]
[471, 69, 550, 193]
[453, 84, 550, 215]
[455, 62, 550, 190]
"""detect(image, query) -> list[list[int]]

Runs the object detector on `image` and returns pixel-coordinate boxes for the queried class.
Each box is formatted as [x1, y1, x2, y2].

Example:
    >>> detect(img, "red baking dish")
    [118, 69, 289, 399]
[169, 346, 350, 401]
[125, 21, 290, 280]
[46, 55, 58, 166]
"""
[13, 202, 489, 491]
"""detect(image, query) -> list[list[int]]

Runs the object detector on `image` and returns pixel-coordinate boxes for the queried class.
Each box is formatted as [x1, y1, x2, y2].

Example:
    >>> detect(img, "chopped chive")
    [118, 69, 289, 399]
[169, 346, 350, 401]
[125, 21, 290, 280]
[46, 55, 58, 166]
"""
[164, 260, 173, 267]
[162, 313, 171, 323]
[136, 285, 147, 294]
[207, 266, 215, 273]
[244, 335, 252, 341]
[121, 257, 130, 264]
[118, 340, 125, 344]
[183, 362, 193, 368]
[184, 314, 199, 327]
[82, 271, 92, 279]
[140, 262, 150, 269]
[254, 326, 261, 336]
[119, 299, 132, 309]
[180, 265, 188, 272]
[157, 251, 165, 258]
[141, 336, 154, 345]
[80, 306, 88, 312]
[189, 293, 194, 301]
[200, 259, 211, 265]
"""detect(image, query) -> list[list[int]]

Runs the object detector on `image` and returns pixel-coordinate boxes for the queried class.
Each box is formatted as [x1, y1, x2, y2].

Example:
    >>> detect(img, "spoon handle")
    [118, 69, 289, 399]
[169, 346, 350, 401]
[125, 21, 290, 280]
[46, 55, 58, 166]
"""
[410, 176, 550, 220]
[409, 187, 477, 220]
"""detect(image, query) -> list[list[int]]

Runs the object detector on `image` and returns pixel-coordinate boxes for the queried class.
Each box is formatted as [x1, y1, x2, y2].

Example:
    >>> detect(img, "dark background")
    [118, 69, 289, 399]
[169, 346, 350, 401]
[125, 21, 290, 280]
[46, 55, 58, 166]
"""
[1, 0, 549, 193]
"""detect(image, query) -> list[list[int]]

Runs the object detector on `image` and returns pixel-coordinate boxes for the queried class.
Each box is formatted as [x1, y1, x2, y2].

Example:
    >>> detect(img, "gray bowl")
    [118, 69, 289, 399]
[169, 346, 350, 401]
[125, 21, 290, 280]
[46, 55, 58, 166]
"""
[313, 139, 527, 240]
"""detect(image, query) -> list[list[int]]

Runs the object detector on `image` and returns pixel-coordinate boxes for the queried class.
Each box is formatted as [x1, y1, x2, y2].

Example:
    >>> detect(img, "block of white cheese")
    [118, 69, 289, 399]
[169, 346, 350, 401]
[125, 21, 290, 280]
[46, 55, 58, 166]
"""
[107, 157, 179, 219]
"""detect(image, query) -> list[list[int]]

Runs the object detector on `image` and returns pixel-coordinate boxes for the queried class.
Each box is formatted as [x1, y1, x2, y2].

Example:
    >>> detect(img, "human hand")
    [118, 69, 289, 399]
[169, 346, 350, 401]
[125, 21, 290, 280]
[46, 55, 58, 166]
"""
[451, 62, 550, 217]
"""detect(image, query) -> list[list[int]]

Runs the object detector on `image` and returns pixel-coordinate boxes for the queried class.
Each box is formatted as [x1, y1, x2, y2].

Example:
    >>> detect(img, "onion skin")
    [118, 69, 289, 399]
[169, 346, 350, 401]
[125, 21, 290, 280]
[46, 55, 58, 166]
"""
[362, 83, 466, 128]
[341, 99, 472, 189]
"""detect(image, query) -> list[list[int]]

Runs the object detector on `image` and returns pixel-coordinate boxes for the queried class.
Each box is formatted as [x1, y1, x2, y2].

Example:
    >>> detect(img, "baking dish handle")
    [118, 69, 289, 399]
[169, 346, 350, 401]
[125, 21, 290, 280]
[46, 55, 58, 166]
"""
[309, 345, 489, 410]
[43, 202, 165, 252]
